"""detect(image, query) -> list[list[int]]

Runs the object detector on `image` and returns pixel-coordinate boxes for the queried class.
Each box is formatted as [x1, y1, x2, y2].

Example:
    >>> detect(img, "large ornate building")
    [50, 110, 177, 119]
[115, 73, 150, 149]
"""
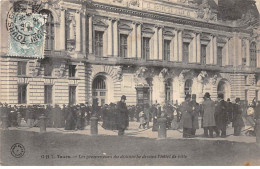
[1, 0, 260, 106]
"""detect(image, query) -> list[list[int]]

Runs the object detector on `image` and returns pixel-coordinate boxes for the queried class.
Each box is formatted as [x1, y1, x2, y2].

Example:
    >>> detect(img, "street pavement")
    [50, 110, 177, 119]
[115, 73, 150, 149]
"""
[1, 121, 259, 166]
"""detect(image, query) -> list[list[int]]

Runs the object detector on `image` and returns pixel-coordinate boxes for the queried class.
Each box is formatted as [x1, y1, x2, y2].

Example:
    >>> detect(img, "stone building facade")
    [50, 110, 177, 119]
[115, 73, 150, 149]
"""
[1, 0, 260, 106]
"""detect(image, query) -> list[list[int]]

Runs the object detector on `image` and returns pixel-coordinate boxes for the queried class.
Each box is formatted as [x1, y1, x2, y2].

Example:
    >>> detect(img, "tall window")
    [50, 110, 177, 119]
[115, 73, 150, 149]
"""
[143, 37, 150, 60]
[120, 34, 128, 58]
[17, 62, 27, 75]
[18, 84, 27, 104]
[184, 79, 193, 95]
[69, 65, 76, 77]
[44, 85, 52, 104]
[95, 31, 104, 57]
[92, 76, 107, 106]
[40, 10, 54, 50]
[183, 42, 189, 64]
[217, 46, 223, 66]
[69, 86, 76, 105]
[245, 89, 248, 101]
[164, 40, 171, 61]
[201, 45, 207, 65]
[250, 42, 257, 67]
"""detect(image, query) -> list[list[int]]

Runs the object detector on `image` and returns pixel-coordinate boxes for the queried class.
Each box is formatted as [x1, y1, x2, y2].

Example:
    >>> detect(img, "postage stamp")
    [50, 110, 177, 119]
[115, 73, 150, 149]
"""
[7, 11, 46, 58]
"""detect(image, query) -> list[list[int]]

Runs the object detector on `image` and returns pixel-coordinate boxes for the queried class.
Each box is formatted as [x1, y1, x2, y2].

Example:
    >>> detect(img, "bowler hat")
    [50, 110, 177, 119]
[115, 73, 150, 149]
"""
[204, 92, 211, 98]
[235, 98, 240, 103]
[121, 95, 127, 100]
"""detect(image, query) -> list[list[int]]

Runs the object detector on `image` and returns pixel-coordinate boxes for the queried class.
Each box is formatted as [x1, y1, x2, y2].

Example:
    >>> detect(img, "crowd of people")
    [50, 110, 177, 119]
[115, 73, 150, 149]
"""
[179, 93, 260, 138]
[0, 93, 259, 137]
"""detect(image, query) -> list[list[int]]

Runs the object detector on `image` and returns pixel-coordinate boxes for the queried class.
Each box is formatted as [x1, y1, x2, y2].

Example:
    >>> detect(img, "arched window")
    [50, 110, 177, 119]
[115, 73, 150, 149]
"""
[184, 79, 193, 95]
[92, 75, 107, 106]
[40, 10, 54, 50]
[250, 42, 257, 67]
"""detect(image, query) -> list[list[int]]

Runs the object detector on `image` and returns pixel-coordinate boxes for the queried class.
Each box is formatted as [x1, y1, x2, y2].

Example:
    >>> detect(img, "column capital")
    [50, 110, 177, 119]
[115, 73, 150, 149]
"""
[174, 28, 184, 32]
[86, 13, 95, 17]
[155, 25, 164, 29]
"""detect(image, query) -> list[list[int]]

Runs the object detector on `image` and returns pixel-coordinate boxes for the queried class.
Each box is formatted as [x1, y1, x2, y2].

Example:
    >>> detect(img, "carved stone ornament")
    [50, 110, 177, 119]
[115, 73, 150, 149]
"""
[32, 60, 41, 77]
[112, 0, 140, 7]
[115, 66, 123, 80]
[211, 74, 218, 85]
[134, 67, 149, 85]
[197, 0, 217, 21]
[197, 71, 208, 83]
[58, 63, 66, 77]
[179, 69, 192, 82]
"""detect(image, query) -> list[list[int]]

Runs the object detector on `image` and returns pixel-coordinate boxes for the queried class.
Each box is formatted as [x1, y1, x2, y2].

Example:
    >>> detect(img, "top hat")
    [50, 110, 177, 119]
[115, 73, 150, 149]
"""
[204, 92, 211, 98]
[235, 98, 240, 103]
[121, 95, 127, 100]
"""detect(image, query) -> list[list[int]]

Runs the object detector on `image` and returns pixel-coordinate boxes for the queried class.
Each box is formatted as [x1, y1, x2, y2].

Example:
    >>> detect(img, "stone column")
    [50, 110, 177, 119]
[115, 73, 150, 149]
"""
[173, 30, 178, 61]
[225, 38, 230, 66]
[192, 33, 197, 63]
[107, 18, 113, 56]
[132, 22, 137, 58]
[196, 33, 201, 63]
[82, 10, 86, 54]
[59, 9, 66, 50]
[237, 37, 242, 66]
[113, 19, 119, 57]
[153, 27, 159, 60]
[137, 23, 142, 59]
[88, 15, 93, 54]
[158, 27, 163, 60]
[210, 35, 214, 64]
[178, 30, 183, 62]
[213, 36, 217, 64]
[246, 38, 250, 66]
[75, 11, 81, 52]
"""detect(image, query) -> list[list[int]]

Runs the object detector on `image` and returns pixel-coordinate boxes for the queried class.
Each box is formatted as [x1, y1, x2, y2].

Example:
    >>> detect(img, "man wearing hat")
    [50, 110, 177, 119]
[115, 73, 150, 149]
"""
[117, 95, 129, 136]
[179, 94, 193, 138]
[201, 92, 216, 138]
[190, 94, 200, 136]
[215, 93, 228, 137]
[226, 98, 233, 124]
[232, 98, 245, 136]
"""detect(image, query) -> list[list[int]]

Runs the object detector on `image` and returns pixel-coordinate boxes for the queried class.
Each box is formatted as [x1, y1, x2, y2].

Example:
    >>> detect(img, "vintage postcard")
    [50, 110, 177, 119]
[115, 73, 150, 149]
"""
[1, 0, 260, 166]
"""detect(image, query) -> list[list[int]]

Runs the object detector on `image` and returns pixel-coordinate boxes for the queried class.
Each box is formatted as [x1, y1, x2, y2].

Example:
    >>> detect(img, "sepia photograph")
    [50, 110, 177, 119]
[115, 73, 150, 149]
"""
[0, 0, 260, 166]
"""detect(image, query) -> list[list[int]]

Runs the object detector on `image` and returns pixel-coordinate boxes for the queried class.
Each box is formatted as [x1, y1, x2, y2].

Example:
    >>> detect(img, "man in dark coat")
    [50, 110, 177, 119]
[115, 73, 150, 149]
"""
[215, 93, 228, 137]
[117, 95, 129, 136]
[179, 94, 193, 138]
[190, 94, 200, 136]
[226, 98, 233, 124]
[233, 98, 245, 136]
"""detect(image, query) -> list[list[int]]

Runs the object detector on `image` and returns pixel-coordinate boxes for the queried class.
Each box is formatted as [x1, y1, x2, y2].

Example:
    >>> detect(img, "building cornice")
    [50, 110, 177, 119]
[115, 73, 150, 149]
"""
[86, 1, 252, 34]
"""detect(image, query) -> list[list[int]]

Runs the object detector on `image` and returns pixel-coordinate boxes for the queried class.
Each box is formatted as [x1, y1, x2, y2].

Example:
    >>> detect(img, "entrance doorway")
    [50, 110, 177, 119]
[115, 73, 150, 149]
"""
[92, 75, 107, 106]
[217, 80, 230, 100]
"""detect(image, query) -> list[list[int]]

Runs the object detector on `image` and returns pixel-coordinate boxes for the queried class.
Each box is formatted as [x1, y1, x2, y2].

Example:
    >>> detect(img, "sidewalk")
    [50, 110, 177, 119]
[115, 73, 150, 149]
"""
[5, 121, 256, 143]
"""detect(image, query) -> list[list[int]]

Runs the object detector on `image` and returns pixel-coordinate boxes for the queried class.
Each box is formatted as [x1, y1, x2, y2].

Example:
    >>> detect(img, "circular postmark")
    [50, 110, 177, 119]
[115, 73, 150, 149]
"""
[6, 0, 45, 45]
[10, 143, 25, 158]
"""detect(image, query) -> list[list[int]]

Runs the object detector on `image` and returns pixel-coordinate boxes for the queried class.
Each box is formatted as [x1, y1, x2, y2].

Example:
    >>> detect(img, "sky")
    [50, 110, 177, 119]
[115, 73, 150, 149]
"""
[256, 0, 260, 12]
